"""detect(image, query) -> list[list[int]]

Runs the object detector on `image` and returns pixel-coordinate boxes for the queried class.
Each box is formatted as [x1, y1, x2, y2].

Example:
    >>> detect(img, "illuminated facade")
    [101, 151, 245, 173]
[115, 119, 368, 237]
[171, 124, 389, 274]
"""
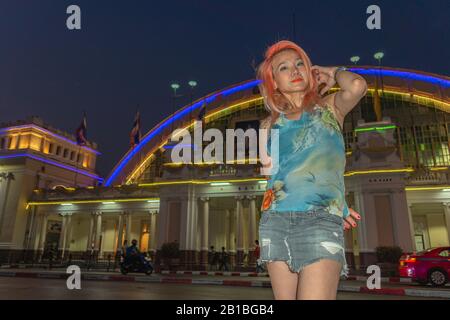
[0, 116, 101, 257]
[2, 66, 450, 270]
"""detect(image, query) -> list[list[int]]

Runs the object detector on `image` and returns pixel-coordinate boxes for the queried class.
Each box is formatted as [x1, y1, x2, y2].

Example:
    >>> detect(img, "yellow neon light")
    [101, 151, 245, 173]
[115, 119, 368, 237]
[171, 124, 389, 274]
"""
[344, 168, 414, 177]
[163, 158, 261, 166]
[138, 177, 266, 187]
[430, 167, 448, 171]
[406, 186, 450, 191]
[28, 197, 160, 206]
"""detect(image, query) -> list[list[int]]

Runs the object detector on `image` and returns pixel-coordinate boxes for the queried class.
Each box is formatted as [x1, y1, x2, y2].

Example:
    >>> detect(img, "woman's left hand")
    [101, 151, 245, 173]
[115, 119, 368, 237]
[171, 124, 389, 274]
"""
[343, 208, 361, 231]
[312, 65, 338, 96]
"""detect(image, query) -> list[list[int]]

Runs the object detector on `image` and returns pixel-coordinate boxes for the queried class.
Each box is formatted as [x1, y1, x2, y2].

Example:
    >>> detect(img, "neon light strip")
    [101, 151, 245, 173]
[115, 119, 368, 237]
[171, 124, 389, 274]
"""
[406, 186, 450, 191]
[0, 153, 103, 181]
[104, 80, 261, 186]
[28, 197, 160, 206]
[0, 125, 100, 155]
[344, 168, 414, 177]
[138, 178, 266, 187]
[348, 68, 450, 88]
[430, 167, 448, 171]
[106, 67, 450, 186]
[365, 88, 449, 110]
[355, 125, 397, 132]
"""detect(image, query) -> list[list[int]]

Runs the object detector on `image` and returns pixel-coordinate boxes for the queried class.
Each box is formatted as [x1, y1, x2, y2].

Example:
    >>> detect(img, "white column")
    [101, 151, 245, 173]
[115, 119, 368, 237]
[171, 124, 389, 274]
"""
[224, 209, 230, 250]
[248, 195, 257, 247]
[147, 211, 153, 252]
[38, 214, 48, 251]
[235, 196, 244, 252]
[200, 197, 209, 252]
[94, 212, 102, 252]
[58, 213, 69, 253]
[116, 212, 125, 252]
[443, 202, 450, 245]
[192, 199, 198, 252]
[126, 212, 132, 243]
[150, 211, 157, 252]
[229, 206, 236, 253]
[64, 213, 73, 253]
[87, 213, 95, 251]
[407, 204, 417, 252]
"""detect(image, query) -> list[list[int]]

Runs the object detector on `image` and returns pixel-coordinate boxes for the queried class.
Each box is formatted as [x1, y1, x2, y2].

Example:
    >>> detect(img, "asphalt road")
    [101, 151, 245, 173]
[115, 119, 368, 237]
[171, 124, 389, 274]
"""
[0, 277, 443, 300]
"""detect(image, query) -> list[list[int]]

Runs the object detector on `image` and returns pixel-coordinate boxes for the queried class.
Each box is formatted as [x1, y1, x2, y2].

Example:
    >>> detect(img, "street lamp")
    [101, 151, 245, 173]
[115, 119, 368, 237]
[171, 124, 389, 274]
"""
[188, 81, 197, 122]
[170, 83, 180, 135]
[373, 51, 385, 104]
[171, 83, 180, 96]
[350, 56, 360, 65]
[374, 52, 384, 66]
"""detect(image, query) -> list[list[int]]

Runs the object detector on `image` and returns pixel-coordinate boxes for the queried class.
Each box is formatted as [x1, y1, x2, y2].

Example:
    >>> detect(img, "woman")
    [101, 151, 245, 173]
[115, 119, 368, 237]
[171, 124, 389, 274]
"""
[257, 40, 365, 300]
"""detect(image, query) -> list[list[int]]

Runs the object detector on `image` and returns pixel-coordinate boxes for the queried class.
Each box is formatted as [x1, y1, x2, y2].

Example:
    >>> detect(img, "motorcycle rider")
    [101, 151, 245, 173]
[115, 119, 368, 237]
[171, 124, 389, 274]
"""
[125, 239, 144, 266]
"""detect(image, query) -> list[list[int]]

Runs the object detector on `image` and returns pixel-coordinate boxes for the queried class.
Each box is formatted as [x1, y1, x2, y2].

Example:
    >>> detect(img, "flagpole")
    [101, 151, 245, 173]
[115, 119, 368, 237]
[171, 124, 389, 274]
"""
[74, 145, 82, 187]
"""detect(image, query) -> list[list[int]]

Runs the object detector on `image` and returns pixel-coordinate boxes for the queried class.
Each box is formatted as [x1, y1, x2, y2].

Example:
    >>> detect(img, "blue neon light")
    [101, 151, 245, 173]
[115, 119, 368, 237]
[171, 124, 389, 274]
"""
[348, 68, 450, 88]
[0, 153, 103, 181]
[105, 67, 449, 186]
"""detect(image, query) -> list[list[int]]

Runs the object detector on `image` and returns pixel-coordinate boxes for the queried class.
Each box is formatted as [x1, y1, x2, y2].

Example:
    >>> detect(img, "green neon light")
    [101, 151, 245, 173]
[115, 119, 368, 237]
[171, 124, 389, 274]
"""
[355, 125, 397, 133]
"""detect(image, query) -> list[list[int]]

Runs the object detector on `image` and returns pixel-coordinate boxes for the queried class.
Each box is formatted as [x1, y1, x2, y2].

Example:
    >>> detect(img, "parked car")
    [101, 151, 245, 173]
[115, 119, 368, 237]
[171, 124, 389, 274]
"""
[399, 247, 450, 286]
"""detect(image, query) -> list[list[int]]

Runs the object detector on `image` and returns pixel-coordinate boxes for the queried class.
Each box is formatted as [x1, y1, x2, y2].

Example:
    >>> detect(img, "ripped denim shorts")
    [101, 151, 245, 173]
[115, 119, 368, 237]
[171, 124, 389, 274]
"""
[258, 208, 348, 277]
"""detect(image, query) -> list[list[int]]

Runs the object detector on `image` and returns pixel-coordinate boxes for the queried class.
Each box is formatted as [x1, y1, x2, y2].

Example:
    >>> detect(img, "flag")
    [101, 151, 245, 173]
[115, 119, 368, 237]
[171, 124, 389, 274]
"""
[76, 113, 88, 146]
[373, 76, 382, 121]
[130, 111, 142, 148]
[197, 102, 207, 122]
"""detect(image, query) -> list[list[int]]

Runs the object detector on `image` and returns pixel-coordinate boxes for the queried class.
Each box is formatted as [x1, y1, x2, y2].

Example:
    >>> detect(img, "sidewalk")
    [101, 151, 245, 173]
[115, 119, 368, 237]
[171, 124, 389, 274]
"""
[0, 268, 449, 299]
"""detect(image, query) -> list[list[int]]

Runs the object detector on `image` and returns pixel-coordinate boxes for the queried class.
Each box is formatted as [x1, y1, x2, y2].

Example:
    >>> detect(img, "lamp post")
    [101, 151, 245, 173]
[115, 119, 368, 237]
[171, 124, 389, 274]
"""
[188, 80, 197, 123]
[170, 83, 180, 134]
[374, 51, 385, 96]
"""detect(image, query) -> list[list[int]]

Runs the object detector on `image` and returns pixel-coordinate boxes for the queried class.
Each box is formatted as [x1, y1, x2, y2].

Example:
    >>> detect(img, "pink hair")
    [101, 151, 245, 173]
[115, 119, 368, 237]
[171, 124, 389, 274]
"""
[256, 40, 323, 126]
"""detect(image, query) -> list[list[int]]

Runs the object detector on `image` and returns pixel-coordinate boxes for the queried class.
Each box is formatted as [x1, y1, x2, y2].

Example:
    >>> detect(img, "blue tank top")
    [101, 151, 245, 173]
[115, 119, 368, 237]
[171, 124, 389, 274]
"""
[263, 103, 350, 218]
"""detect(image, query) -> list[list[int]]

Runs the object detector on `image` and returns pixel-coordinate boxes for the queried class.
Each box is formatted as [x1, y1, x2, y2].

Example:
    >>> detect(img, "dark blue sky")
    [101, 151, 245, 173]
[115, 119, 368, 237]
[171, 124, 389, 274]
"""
[1, 0, 449, 177]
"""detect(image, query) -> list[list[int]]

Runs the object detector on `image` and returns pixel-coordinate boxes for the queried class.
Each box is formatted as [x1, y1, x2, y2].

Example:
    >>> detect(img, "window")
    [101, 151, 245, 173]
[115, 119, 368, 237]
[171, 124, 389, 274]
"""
[0, 137, 4, 149]
[56, 146, 61, 156]
[49, 143, 54, 154]
[70, 151, 75, 161]
[63, 148, 68, 158]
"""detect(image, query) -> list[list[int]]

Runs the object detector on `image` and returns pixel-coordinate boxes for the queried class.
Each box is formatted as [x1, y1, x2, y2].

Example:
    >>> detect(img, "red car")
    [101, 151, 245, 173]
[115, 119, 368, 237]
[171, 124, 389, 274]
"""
[399, 247, 450, 286]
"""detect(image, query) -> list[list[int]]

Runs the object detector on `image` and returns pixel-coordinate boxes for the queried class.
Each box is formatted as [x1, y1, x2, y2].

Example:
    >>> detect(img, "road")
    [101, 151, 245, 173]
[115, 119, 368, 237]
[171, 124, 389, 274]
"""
[0, 277, 443, 300]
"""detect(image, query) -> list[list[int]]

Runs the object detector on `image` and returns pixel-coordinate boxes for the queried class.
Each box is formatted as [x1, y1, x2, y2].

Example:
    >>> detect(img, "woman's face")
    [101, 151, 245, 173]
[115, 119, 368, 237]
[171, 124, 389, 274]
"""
[271, 49, 309, 94]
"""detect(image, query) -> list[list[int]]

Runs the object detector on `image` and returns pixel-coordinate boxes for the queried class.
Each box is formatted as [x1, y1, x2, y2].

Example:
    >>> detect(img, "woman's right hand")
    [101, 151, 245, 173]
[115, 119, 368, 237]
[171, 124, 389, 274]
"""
[343, 207, 361, 231]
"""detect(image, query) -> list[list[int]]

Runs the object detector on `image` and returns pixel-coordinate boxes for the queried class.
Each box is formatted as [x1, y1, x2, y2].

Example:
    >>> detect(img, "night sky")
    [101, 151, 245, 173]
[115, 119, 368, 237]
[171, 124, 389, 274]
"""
[1, 0, 449, 177]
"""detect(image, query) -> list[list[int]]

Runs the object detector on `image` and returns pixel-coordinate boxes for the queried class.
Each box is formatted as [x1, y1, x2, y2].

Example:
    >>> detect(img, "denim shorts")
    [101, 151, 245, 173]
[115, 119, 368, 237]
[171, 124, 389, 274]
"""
[258, 209, 348, 277]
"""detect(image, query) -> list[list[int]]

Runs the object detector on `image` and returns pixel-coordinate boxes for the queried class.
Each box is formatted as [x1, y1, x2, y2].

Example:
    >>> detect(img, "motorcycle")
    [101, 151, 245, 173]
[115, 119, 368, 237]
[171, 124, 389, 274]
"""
[120, 254, 153, 275]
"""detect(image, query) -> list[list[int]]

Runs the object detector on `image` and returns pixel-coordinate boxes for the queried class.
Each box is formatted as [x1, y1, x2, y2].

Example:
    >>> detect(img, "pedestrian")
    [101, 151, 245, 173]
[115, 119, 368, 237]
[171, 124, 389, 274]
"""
[218, 247, 229, 271]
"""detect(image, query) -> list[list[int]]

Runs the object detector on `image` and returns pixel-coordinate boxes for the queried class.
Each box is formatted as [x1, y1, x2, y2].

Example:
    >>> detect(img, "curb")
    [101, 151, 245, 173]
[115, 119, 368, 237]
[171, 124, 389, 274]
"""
[159, 270, 413, 284]
[0, 270, 448, 299]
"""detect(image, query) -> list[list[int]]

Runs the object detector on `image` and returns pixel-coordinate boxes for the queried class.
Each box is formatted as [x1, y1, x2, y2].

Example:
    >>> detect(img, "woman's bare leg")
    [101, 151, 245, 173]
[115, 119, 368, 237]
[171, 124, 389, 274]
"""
[296, 259, 342, 300]
[266, 261, 299, 300]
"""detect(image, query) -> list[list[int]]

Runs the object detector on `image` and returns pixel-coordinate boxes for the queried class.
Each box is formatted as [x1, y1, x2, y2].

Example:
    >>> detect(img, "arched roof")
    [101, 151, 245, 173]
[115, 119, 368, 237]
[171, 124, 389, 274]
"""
[104, 66, 450, 186]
